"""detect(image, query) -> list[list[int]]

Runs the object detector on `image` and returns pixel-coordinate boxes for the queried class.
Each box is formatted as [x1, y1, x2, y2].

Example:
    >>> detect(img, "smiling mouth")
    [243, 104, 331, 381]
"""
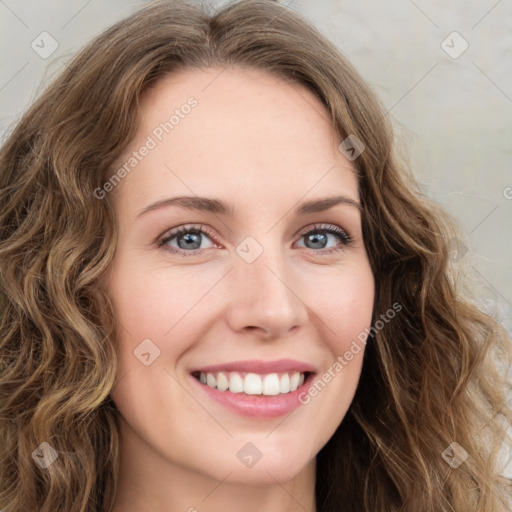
[191, 370, 312, 396]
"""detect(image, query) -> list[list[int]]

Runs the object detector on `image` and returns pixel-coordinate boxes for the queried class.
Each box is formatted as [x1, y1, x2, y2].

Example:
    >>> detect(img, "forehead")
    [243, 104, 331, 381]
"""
[111, 66, 359, 215]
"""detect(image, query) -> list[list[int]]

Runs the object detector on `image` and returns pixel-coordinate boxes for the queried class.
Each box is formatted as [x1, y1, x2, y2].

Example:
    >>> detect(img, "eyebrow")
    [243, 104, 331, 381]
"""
[136, 194, 362, 218]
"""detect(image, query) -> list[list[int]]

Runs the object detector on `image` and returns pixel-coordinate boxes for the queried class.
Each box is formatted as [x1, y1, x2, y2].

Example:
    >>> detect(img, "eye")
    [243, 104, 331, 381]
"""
[296, 223, 353, 254]
[157, 223, 353, 257]
[157, 224, 217, 256]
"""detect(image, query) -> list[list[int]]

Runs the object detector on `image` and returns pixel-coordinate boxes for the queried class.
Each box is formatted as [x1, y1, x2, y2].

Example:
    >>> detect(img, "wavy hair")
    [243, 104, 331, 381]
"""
[1, 1, 511, 510]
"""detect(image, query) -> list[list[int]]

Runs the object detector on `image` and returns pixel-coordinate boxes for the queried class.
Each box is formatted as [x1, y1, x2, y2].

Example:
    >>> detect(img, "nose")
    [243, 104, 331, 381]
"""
[225, 242, 309, 339]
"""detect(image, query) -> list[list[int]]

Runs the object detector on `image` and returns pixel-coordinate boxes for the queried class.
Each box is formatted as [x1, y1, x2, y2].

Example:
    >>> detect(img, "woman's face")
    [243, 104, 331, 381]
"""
[106, 66, 374, 488]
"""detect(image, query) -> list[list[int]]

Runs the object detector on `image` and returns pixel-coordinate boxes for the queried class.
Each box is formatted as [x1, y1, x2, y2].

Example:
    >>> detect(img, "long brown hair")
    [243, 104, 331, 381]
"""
[1, 1, 511, 510]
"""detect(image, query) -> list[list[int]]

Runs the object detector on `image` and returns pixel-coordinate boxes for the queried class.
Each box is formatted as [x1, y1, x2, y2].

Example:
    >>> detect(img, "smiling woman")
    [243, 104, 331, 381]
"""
[0, 1, 511, 512]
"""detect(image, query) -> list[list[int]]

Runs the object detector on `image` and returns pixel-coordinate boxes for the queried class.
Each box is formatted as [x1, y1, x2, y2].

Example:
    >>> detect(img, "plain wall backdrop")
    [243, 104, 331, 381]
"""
[0, 0, 511, 481]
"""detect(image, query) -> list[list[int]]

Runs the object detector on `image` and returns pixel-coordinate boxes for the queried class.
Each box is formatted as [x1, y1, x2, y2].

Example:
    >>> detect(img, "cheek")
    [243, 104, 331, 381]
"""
[106, 264, 190, 366]
[107, 263, 222, 385]
[310, 262, 375, 350]
[292, 264, 374, 456]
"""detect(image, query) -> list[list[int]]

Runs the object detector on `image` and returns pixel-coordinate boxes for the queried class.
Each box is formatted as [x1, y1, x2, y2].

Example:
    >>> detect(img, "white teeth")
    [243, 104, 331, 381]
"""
[262, 373, 280, 396]
[290, 372, 300, 391]
[216, 372, 229, 391]
[244, 373, 262, 395]
[197, 370, 307, 395]
[228, 372, 244, 393]
[279, 373, 290, 393]
[206, 373, 216, 388]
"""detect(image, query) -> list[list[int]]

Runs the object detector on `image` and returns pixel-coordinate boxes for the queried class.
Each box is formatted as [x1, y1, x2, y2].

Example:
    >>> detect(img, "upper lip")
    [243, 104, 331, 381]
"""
[190, 358, 316, 374]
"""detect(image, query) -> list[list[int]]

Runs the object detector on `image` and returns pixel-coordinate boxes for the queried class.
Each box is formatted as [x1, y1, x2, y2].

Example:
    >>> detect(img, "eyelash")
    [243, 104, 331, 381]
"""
[157, 223, 354, 257]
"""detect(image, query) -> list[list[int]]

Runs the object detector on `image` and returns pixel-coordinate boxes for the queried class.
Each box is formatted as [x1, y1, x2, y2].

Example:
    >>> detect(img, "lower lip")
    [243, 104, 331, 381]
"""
[189, 373, 314, 418]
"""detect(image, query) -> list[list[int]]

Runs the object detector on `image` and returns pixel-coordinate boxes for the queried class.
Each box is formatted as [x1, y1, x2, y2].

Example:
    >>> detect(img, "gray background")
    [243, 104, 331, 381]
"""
[0, 0, 511, 478]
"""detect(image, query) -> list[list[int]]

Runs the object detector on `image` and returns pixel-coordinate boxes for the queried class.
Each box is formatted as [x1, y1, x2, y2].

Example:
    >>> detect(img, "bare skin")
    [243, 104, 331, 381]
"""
[107, 65, 375, 512]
